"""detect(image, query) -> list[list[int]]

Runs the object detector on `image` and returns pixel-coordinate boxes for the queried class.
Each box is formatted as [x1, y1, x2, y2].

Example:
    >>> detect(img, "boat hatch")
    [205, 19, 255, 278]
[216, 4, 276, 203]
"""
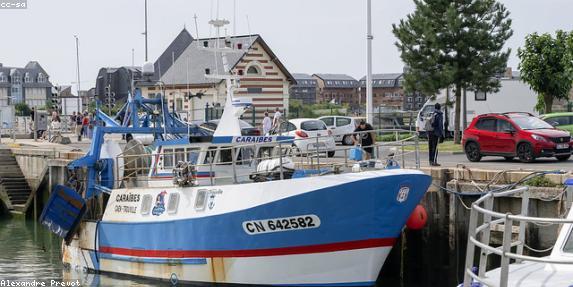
[39, 185, 87, 243]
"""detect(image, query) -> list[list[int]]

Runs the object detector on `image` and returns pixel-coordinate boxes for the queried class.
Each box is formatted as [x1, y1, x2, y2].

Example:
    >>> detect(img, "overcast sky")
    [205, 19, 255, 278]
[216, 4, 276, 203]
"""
[1, 0, 573, 92]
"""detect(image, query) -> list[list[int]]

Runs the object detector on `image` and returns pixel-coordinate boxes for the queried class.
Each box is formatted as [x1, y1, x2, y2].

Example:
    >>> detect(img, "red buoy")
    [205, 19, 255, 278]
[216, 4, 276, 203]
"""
[406, 205, 428, 230]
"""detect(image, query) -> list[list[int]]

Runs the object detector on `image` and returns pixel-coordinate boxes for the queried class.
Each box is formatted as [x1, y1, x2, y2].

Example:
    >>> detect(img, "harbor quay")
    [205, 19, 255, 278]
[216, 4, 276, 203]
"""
[0, 137, 568, 287]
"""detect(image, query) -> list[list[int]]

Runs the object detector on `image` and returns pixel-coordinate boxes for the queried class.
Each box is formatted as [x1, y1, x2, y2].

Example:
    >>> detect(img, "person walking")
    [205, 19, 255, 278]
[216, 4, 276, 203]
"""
[353, 120, 376, 160]
[70, 112, 77, 133]
[262, 111, 272, 135]
[272, 107, 282, 128]
[76, 113, 83, 141]
[428, 103, 444, 166]
[82, 113, 89, 139]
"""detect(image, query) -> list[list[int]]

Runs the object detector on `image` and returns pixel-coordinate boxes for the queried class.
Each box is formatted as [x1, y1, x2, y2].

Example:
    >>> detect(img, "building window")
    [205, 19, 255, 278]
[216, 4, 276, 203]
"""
[11, 87, 19, 93]
[416, 96, 422, 102]
[205, 68, 211, 75]
[238, 69, 244, 76]
[12, 75, 20, 83]
[327, 81, 332, 85]
[247, 66, 260, 75]
[384, 92, 392, 98]
[24, 73, 31, 83]
[0, 73, 6, 82]
[37, 73, 45, 83]
[475, 91, 487, 101]
[407, 97, 413, 103]
[407, 103, 413, 109]
[247, 87, 262, 94]
[176, 98, 183, 111]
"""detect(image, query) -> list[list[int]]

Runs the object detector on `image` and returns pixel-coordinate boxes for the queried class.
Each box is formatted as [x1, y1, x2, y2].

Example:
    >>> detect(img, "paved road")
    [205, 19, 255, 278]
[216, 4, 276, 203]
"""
[332, 148, 573, 171]
[20, 133, 571, 172]
[418, 152, 573, 171]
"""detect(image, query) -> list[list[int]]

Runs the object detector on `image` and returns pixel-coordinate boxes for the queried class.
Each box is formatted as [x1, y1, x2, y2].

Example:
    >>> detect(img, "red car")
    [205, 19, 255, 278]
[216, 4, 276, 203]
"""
[462, 112, 572, 163]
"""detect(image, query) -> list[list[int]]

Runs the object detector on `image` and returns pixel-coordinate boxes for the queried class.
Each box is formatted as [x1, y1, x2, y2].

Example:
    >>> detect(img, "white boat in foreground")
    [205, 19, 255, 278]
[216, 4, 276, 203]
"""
[460, 180, 573, 287]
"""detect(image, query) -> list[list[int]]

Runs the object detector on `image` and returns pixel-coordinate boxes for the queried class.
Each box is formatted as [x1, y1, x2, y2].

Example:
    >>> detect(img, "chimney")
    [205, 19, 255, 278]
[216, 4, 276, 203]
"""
[504, 67, 512, 79]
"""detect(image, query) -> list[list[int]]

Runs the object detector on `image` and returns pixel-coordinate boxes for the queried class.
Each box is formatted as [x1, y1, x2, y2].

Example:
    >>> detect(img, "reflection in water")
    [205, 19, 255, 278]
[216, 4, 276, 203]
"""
[0, 218, 417, 286]
[0, 219, 156, 286]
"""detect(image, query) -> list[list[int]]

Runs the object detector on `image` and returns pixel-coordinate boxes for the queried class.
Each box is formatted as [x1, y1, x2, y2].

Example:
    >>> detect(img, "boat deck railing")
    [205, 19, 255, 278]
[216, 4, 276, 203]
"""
[115, 128, 422, 187]
[462, 186, 573, 287]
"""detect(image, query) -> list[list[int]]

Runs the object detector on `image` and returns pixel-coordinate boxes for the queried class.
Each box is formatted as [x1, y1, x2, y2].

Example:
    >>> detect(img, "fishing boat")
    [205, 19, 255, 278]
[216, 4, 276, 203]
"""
[459, 179, 573, 287]
[39, 17, 432, 287]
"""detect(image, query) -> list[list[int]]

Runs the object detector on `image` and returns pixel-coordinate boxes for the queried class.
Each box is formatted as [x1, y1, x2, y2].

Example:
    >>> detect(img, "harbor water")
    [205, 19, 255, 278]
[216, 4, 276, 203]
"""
[0, 217, 455, 287]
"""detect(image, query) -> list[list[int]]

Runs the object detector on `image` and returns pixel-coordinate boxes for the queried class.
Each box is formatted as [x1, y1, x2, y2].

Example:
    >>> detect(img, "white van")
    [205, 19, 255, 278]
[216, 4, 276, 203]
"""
[318, 116, 365, 145]
[417, 78, 538, 136]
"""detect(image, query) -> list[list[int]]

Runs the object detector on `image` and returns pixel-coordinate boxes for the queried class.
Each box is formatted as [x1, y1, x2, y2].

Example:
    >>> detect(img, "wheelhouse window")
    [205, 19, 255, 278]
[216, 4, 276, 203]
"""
[163, 148, 174, 168]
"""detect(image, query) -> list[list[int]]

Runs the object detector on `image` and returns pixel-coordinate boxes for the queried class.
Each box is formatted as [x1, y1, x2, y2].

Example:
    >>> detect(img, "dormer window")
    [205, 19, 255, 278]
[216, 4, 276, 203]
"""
[12, 75, 20, 83]
[24, 73, 31, 83]
[38, 73, 45, 83]
[246, 66, 260, 75]
[203, 41, 209, 48]
[205, 68, 211, 75]
[0, 73, 6, 83]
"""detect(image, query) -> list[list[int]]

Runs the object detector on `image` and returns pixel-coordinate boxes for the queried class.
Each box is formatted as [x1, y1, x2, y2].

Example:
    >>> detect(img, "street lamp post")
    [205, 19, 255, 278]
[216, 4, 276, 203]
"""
[366, 0, 373, 124]
[144, 0, 148, 61]
[74, 35, 81, 114]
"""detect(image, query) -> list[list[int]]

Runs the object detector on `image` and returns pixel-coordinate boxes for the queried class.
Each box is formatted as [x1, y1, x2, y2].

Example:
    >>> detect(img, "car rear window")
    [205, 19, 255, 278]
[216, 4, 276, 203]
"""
[321, 117, 334, 126]
[336, 117, 352, 127]
[301, 120, 327, 131]
[475, 118, 496, 131]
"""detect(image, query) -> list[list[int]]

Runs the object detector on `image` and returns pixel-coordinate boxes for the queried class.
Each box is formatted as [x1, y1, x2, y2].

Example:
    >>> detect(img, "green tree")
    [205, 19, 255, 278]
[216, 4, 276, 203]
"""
[14, 102, 31, 116]
[393, 0, 513, 143]
[518, 31, 573, 114]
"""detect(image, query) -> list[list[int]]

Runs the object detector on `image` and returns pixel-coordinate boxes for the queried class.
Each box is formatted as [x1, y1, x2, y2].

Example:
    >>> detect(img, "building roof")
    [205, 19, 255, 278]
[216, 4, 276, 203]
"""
[0, 61, 52, 88]
[292, 73, 315, 80]
[313, 74, 357, 81]
[292, 73, 317, 87]
[153, 28, 194, 80]
[359, 73, 403, 88]
[313, 74, 358, 88]
[159, 32, 294, 86]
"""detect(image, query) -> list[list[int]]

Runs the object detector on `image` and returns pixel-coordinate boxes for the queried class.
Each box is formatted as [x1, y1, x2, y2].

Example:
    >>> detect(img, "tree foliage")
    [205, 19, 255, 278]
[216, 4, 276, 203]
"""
[393, 0, 513, 143]
[518, 31, 573, 114]
[14, 102, 31, 116]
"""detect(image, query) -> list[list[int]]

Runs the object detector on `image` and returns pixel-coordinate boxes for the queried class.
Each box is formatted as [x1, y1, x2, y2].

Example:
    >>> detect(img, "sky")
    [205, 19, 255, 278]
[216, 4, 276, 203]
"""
[1, 0, 573, 93]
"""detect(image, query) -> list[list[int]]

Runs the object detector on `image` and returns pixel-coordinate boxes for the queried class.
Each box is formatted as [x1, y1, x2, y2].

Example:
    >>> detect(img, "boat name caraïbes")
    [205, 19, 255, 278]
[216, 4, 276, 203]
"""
[116, 193, 141, 202]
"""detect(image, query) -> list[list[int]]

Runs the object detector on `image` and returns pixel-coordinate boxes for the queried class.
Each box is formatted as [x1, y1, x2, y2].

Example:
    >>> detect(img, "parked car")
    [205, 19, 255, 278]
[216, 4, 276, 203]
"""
[270, 118, 336, 157]
[318, 116, 364, 145]
[540, 112, 573, 134]
[462, 112, 572, 163]
[200, 119, 261, 136]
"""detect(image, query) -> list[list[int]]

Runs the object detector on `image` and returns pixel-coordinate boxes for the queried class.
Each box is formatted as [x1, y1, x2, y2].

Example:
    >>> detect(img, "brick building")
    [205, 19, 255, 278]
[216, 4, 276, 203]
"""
[140, 28, 294, 121]
[313, 74, 359, 106]
[290, 73, 317, 104]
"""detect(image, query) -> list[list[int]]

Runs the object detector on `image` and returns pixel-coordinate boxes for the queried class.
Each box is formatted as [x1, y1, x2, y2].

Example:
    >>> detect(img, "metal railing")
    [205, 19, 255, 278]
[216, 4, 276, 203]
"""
[114, 128, 421, 188]
[462, 186, 573, 287]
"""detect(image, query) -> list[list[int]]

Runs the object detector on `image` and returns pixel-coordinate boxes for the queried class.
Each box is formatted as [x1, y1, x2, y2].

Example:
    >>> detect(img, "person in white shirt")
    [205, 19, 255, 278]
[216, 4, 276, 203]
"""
[262, 112, 272, 135]
[273, 107, 282, 128]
